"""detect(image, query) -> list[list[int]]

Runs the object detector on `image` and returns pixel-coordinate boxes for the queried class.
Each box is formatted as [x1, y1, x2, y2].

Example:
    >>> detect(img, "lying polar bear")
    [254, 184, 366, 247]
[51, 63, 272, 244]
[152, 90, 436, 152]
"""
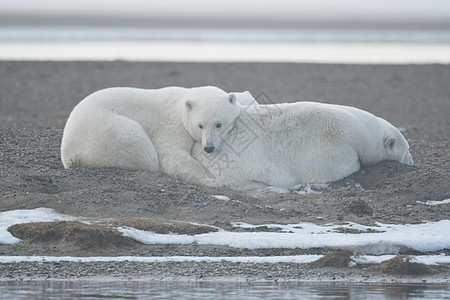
[61, 86, 242, 184]
[193, 101, 413, 190]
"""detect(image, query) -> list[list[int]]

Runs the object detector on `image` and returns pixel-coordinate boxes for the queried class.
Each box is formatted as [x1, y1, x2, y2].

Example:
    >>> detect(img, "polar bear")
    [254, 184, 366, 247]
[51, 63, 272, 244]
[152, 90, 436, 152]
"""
[192, 101, 413, 190]
[233, 90, 258, 105]
[61, 86, 240, 184]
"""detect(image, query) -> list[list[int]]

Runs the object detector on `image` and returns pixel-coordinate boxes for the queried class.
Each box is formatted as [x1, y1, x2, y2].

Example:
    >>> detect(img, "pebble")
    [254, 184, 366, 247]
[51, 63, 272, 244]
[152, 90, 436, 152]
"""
[0, 261, 356, 281]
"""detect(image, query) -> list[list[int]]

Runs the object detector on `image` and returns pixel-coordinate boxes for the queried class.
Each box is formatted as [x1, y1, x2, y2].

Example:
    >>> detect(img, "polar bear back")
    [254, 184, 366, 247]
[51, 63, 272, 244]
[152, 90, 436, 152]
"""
[69, 87, 184, 124]
[271, 102, 404, 165]
[61, 87, 181, 170]
[243, 102, 378, 182]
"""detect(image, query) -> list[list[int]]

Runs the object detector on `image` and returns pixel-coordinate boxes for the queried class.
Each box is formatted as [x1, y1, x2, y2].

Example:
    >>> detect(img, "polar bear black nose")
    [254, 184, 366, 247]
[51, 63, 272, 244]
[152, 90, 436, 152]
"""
[204, 146, 215, 153]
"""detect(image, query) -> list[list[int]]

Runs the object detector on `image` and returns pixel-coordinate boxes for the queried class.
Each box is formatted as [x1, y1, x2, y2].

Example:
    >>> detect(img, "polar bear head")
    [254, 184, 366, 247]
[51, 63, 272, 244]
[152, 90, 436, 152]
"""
[182, 87, 241, 153]
[382, 122, 414, 165]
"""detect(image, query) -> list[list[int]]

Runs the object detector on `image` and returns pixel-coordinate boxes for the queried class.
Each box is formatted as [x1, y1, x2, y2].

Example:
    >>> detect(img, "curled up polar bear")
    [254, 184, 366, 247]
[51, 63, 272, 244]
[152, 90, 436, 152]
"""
[193, 101, 414, 190]
[61, 86, 241, 184]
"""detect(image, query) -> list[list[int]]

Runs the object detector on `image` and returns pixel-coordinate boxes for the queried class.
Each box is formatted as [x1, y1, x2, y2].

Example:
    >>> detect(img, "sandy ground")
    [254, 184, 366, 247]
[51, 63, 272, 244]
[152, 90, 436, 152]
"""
[0, 61, 449, 282]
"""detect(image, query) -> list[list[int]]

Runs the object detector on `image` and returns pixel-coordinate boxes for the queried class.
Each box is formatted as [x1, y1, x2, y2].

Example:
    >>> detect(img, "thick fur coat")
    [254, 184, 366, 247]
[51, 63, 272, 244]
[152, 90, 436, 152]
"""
[61, 86, 241, 184]
[193, 101, 413, 190]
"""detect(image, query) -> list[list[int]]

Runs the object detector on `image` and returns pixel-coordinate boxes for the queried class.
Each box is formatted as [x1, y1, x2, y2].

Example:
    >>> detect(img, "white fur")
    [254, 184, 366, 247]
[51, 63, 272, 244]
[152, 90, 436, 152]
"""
[192, 101, 413, 190]
[232, 91, 259, 105]
[61, 86, 241, 184]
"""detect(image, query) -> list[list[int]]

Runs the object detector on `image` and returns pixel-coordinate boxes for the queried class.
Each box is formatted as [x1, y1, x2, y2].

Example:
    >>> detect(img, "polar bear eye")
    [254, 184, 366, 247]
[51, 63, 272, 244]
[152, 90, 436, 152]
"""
[216, 123, 222, 128]
[198, 124, 203, 129]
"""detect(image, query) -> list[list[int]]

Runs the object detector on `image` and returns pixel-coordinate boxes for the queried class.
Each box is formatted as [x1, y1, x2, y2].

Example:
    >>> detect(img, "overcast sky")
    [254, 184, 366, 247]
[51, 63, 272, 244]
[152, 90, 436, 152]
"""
[1, 0, 450, 23]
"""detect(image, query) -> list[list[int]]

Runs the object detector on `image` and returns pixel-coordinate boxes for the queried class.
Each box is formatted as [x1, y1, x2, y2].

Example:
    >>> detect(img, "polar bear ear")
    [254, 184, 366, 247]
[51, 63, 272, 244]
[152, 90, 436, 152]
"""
[185, 100, 194, 111]
[384, 137, 396, 151]
[228, 94, 237, 104]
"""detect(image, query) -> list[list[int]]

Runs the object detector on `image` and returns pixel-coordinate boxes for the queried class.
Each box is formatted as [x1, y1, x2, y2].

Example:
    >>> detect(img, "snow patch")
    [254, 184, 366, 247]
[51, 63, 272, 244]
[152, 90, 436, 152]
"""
[0, 208, 76, 244]
[351, 254, 450, 266]
[119, 221, 450, 255]
[0, 254, 448, 266]
[417, 199, 450, 206]
[212, 195, 230, 201]
[1, 208, 449, 257]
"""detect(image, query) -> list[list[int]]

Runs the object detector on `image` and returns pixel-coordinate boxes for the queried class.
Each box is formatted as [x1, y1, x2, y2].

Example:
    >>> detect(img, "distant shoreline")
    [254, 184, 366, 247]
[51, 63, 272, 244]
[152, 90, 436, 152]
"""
[2, 41, 450, 63]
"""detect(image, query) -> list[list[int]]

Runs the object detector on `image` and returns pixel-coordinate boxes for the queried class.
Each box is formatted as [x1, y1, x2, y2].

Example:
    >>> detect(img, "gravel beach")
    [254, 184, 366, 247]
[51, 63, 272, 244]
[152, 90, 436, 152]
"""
[0, 61, 449, 282]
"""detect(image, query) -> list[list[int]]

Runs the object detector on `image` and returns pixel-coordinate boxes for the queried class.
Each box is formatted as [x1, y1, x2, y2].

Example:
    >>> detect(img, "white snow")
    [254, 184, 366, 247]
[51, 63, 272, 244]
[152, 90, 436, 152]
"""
[0, 254, 448, 266]
[212, 195, 230, 201]
[0, 208, 76, 244]
[0, 255, 322, 264]
[417, 199, 450, 206]
[1, 208, 449, 260]
[351, 254, 450, 266]
[118, 221, 450, 255]
[347, 180, 364, 191]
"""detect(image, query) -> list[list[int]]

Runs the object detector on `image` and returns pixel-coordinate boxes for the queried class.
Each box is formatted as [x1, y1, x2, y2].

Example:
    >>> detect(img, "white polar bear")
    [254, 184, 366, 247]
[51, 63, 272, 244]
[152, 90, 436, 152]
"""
[192, 101, 414, 190]
[232, 90, 259, 105]
[61, 86, 241, 184]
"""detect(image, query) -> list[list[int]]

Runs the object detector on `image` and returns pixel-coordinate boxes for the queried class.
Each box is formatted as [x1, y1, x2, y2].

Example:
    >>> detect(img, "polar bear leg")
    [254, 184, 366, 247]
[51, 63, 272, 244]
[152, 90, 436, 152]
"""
[101, 116, 159, 171]
[63, 114, 159, 171]
[297, 144, 361, 183]
[318, 145, 361, 182]
[159, 149, 211, 185]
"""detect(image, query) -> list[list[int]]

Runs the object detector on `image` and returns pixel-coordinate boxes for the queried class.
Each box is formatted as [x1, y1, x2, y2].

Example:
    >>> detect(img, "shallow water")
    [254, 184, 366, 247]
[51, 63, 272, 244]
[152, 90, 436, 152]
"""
[1, 281, 449, 300]
[2, 26, 450, 43]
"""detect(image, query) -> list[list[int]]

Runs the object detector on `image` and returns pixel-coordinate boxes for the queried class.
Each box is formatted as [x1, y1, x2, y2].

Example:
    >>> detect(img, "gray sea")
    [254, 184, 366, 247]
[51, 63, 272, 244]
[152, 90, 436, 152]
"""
[0, 26, 450, 43]
[1, 280, 449, 300]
